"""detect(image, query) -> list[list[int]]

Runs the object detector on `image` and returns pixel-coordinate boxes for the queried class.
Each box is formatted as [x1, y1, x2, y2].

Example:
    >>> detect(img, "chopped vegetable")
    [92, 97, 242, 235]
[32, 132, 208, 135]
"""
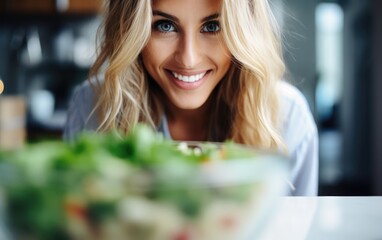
[0, 124, 286, 240]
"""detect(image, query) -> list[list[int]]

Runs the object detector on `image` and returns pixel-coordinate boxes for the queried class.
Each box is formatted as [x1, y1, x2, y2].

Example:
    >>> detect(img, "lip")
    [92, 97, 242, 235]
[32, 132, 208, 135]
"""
[165, 69, 211, 90]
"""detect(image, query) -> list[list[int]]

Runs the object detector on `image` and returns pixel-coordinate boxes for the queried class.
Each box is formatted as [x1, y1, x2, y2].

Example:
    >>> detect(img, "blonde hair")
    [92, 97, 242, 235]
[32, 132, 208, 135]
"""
[90, 0, 155, 133]
[90, 0, 286, 151]
[218, 0, 286, 150]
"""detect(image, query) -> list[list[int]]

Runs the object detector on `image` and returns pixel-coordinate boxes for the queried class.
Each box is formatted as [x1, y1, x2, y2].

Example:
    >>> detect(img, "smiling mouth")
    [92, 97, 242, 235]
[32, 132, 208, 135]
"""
[171, 71, 207, 83]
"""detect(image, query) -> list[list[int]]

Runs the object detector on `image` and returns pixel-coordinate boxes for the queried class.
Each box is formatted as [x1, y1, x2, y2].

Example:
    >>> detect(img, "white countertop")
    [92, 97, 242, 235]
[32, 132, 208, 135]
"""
[1, 196, 382, 239]
[258, 197, 382, 240]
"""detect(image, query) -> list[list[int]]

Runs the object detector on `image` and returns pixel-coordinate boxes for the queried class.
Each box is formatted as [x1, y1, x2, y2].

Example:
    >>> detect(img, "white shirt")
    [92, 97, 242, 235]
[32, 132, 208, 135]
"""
[64, 80, 319, 196]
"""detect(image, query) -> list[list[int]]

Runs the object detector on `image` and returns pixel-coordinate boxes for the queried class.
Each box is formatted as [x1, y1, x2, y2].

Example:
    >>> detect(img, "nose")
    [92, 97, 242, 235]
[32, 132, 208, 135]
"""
[174, 32, 202, 68]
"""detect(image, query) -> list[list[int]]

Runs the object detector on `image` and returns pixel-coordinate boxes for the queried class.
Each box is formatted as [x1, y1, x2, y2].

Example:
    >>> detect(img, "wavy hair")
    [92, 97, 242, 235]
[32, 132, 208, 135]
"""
[90, 0, 155, 133]
[218, 0, 286, 150]
[90, 0, 286, 151]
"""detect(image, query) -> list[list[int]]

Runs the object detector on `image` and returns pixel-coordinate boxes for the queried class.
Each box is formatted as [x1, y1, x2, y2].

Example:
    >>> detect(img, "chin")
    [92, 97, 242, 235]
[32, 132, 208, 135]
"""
[175, 103, 205, 110]
[172, 98, 208, 110]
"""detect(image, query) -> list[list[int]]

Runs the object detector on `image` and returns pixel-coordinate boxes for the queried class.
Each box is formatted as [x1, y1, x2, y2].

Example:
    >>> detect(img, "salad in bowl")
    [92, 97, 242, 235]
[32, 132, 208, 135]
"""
[0, 124, 288, 240]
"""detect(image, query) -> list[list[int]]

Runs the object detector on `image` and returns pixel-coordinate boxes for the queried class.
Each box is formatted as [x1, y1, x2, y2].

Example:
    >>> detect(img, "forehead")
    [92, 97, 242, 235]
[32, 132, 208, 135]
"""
[151, 0, 222, 15]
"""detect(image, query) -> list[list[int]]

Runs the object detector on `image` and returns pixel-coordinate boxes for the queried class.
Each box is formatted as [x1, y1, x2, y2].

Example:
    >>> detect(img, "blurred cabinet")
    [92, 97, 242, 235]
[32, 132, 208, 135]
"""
[1, 0, 103, 14]
[0, 0, 102, 141]
[66, 0, 103, 13]
[2, 0, 56, 13]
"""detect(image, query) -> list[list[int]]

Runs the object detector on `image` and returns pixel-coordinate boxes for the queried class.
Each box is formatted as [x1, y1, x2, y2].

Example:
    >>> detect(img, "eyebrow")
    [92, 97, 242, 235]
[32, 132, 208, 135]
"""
[202, 13, 220, 22]
[153, 10, 179, 22]
[152, 10, 219, 22]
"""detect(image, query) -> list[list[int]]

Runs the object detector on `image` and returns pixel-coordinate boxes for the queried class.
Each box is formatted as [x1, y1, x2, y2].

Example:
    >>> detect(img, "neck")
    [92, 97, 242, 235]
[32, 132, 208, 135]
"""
[166, 103, 211, 142]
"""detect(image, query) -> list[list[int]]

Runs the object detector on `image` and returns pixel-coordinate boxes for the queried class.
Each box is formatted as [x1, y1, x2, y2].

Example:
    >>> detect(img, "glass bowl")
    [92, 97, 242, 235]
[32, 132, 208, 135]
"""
[0, 136, 288, 240]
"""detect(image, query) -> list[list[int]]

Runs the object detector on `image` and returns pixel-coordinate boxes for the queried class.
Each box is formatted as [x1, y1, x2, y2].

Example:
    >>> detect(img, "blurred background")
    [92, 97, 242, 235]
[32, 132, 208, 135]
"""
[0, 0, 381, 196]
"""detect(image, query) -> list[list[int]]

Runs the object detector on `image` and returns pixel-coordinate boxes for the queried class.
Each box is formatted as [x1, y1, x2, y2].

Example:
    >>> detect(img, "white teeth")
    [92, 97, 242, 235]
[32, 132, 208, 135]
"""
[172, 72, 206, 83]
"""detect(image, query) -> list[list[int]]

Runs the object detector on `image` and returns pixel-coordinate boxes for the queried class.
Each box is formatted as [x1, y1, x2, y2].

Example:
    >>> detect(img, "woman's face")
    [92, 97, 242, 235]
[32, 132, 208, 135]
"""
[141, 0, 231, 111]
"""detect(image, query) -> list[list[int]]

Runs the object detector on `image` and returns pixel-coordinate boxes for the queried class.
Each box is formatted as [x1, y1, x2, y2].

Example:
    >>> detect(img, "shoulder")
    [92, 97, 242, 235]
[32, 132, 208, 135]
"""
[72, 75, 105, 110]
[277, 80, 312, 120]
[63, 78, 100, 140]
[70, 80, 98, 117]
[277, 81, 317, 151]
[73, 78, 98, 99]
[277, 81, 319, 196]
[278, 81, 310, 110]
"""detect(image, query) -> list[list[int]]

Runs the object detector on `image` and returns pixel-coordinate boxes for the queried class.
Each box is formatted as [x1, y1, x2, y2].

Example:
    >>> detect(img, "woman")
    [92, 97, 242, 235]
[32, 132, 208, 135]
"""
[64, 0, 318, 196]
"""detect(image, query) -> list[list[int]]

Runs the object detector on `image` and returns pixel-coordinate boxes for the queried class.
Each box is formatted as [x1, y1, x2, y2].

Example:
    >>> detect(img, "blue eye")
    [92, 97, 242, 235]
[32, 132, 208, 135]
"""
[155, 20, 176, 32]
[201, 21, 220, 33]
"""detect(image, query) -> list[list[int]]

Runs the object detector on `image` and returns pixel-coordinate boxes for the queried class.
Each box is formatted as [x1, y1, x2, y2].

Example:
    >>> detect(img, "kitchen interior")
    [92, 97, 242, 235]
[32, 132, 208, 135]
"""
[0, 0, 381, 197]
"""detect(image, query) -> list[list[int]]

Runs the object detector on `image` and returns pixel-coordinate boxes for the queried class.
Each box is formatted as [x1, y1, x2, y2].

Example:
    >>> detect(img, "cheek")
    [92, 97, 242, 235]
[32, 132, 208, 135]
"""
[219, 51, 232, 67]
[141, 42, 158, 68]
[206, 40, 231, 67]
[141, 40, 173, 87]
[142, 39, 173, 67]
[214, 46, 232, 72]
